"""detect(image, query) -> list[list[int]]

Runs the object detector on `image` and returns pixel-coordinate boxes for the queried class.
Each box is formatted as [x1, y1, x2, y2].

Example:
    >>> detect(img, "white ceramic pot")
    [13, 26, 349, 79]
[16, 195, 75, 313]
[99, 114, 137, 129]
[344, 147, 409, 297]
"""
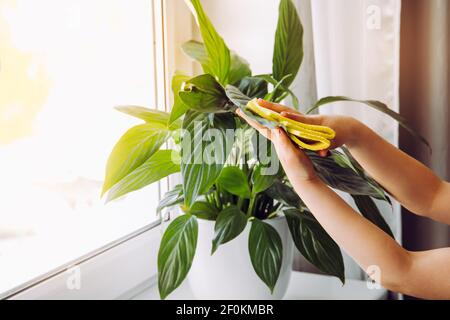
[187, 216, 294, 300]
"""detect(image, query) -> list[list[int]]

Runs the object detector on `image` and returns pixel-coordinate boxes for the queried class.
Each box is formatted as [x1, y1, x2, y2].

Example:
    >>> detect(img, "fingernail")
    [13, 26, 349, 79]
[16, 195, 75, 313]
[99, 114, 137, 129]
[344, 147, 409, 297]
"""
[276, 127, 284, 136]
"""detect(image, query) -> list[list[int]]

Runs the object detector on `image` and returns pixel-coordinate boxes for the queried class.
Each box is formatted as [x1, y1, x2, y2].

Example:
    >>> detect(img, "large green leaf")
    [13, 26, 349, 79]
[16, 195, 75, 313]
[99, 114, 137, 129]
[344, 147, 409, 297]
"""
[169, 73, 191, 125]
[237, 77, 268, 99]
[217, 166, 251, 198]
[182, 40, 250, 86]
[225, 84, 251, 109]
[102, 123, 170, 196]
[179, 74, 231, 113]
[158, 214, 198, 300]
[352, 195, 394, 238]
[157, 184, 184, 214]
[307, 151, 387, 199]
[248, 219, 283, 293]
[265, 180, 303, 208]
[251, 164, 277, 195]
[229, 53, 252, 85]
[181, 40, 212, 74]
[225, 85, 279, 129]
[212, 205, 248, 254]
[284, 208, 345, 283]
[272, 0, 304, 91]
[106, 150, 180, 202]
[181, 111, 235, 207]
[115, 106, 181, 129]
[335, 148, 391, 203]
[307, 96, 430, 150]
[189, 200, 219, 221]
[188, 0, 231, 84]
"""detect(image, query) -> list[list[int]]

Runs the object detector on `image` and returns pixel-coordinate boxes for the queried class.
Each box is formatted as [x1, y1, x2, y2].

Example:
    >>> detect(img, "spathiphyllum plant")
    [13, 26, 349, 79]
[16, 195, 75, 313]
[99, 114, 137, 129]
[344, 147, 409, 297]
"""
[103, 0, 428, 299]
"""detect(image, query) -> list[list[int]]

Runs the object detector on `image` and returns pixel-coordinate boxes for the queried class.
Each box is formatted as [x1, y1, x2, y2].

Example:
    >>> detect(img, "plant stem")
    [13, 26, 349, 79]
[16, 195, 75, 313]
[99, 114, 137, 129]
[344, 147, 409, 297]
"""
[214, 186, 222, 211]
[247, 195, 256, 217]
[237, 197, 244, 211]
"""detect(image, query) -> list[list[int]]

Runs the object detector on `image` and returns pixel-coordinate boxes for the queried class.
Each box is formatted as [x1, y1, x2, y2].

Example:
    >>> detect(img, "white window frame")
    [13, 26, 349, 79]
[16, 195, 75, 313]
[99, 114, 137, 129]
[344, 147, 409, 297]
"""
[5, 0, 193, 300]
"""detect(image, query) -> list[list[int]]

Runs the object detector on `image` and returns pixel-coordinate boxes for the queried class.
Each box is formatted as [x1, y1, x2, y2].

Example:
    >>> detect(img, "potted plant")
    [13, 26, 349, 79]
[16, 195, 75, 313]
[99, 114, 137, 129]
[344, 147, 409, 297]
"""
[102, 0, 427, 300]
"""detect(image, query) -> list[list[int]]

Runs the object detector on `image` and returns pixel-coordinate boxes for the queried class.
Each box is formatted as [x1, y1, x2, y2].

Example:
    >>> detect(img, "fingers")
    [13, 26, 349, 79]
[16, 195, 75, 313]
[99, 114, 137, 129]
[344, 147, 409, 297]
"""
[236, 108, 272, 140]
[271, 127, 315, 177]
[280, 111, 324, 126]
[256, 99, 299, 114]
[271, 127, 302, 160]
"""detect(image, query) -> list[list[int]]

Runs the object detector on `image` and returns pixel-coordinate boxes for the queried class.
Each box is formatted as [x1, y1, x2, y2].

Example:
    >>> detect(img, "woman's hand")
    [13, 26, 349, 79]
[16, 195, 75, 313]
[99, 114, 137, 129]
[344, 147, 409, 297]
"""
[236, 101, 317, 182]
[236, 98, 365, 182]
[254, 99, 363, 149]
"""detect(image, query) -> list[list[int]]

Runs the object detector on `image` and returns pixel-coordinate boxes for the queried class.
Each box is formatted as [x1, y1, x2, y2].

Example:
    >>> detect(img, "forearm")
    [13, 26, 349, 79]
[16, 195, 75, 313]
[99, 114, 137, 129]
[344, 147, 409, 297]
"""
[290, 175, 411, 290]
[347, 121, 445, 221]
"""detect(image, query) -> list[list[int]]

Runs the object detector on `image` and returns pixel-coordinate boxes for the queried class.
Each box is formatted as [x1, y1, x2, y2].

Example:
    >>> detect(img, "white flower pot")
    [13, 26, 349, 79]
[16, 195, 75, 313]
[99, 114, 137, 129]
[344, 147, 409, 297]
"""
[187, 216, 294, 300]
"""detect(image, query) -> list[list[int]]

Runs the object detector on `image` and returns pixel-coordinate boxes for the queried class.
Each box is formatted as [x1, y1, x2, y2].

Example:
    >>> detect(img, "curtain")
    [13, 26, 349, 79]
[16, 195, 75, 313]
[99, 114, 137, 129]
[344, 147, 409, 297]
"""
[400, 0, 450, 253]
[304, 0, 402, 279]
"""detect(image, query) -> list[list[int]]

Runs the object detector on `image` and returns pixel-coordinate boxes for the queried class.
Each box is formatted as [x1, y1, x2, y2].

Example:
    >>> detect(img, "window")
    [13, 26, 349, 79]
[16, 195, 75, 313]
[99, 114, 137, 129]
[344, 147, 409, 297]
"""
[0, 0, 168, 298]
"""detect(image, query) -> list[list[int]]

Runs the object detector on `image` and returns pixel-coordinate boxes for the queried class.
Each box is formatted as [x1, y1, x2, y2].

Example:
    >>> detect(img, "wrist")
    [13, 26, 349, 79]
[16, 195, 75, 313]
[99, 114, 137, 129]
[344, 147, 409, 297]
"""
[345, 118, 369, 149]
[291, 174, 324, 193]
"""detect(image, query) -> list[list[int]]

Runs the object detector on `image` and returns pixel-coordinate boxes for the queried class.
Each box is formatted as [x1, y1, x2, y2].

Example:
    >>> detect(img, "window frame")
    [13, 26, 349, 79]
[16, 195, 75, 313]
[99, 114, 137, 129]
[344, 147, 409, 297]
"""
[5, 0, 192, 300]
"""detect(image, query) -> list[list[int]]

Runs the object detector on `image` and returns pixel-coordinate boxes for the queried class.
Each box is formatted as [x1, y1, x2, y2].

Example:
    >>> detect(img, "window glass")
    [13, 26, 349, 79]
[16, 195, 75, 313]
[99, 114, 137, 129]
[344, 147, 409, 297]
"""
[0, 0, 160, 296]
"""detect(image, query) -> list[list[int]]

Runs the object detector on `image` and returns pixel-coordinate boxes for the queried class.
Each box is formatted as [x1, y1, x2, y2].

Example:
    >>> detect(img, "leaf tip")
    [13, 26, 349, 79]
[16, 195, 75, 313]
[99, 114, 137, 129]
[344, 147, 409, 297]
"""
[210, 244, 217, 255]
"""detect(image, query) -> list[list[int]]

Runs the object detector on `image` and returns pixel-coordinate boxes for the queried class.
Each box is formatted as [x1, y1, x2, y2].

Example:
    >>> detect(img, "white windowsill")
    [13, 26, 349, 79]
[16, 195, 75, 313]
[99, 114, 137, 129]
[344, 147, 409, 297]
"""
[133, 271, 388, 300]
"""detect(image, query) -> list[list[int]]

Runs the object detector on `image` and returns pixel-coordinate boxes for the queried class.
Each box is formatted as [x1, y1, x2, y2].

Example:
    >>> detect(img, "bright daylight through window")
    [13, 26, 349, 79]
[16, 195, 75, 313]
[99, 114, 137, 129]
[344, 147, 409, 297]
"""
[0, 0, 161, 296]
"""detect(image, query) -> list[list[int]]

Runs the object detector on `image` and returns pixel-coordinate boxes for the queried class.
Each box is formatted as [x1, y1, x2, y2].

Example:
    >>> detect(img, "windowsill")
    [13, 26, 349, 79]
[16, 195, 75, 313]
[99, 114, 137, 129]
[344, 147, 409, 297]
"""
[133, 271, 388, 300]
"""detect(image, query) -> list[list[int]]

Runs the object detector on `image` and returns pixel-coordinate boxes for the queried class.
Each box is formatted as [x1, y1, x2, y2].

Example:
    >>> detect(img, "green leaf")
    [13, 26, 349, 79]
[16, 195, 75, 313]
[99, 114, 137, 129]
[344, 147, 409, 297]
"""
[307, 151, 387, 199]
[102, 124, 170, 196]
[272, 0, 304, 91]
[265, 180, 303, 208]
[229, 53, 252, 85]
[284, 208, 345, 283]
[225, 85, 279, 129]
[252, 164, 277, 195]
[169, 73, 191, 125]
[212, 205, 248, 254]
[182, 40, 251, 85]
[255, 74, 299, 108]
[352, 195, 395, 238]
[181, 40, 212, 74]
[188, 0, 231, 84]
[181, 111, 235, 207]
[157, 184, 184, 214]
[115, 106, 181, 129]
[335, 148, 391, 203]
[264, 74, 292, 102]
[248, 219, 283, 293]
[179, 74, 231, 113]
[189, 200, 219, 221]
[158, 214, 198, 300]
[237, 77, 268, 99]
[307, 96, 431, 151]
[225, 84, 251, 108]
[106, 150, 180, 202]
[218, 166, 251, 198]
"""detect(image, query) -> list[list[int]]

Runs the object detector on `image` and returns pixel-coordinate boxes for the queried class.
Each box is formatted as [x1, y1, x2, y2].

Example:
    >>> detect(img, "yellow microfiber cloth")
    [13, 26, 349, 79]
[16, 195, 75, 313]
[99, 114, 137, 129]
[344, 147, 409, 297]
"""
[246, 99, 335, 151]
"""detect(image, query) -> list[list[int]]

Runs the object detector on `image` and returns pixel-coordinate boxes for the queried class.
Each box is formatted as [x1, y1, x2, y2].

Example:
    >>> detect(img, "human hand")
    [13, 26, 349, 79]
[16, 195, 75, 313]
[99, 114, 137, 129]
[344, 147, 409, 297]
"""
[235, 100, 317, 182]
[254, 99, 363, 150]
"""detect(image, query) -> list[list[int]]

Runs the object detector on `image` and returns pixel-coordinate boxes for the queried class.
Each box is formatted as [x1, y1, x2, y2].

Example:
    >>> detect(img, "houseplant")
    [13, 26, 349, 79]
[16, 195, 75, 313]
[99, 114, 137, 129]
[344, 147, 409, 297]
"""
[102, 0, 428, 299]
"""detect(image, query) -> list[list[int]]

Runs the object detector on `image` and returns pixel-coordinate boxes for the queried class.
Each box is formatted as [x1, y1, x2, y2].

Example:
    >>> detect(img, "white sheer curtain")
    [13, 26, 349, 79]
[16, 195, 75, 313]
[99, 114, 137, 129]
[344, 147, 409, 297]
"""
[311, 0, 401, 145]
[308, 0, 402, 278]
